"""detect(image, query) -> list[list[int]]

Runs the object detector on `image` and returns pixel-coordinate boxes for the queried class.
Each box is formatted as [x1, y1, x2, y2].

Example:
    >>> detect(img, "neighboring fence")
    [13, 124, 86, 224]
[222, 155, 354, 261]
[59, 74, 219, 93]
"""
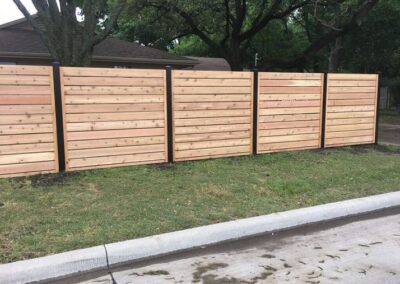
[172, 70, 253, 161]
[257, 72, 323, 153]
[0, 65, 58, 177]
[61, 67, 168, 171]
[0, 64, 381, 178]
[324, 74, 378, 147]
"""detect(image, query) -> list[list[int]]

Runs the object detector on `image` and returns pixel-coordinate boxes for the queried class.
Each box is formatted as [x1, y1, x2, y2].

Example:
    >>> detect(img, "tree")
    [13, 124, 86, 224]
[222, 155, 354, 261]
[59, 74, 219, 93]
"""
[13, 0, 127, 66]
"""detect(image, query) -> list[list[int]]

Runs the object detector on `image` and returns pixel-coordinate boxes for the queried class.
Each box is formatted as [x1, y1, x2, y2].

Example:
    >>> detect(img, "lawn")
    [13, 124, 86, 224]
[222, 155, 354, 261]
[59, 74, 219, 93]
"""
[1, 145, 400, 263]
[380, 109, 400, 125]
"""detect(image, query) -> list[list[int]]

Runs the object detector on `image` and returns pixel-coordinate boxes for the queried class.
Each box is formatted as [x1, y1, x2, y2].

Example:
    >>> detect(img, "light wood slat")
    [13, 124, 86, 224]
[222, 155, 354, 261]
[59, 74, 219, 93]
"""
[259, 120, 320, 130]
[259, 73, 322, 80]
[327, 105, 375, 113]
[175, 109, 251, 119]
[175, 146, 250, 159]
[259, 114, 320, 123]
[68, 152, 165, 169]
[65, 103, 163, 113]
[66, 111, 165, 122]
[174, 86, 250, 95]
[175, 131, 250, 143]
[0, 95, 51, 105]
[259, 94, 321, 100]
[175, 139, 249, 151]
[67, 160, 166, 172]
[69, 144, 165, 159]
[259, 127, 320, 137]
[326, 124, 373, 132]
[327, 93, 376, 100]
[175, 117, 249, 127]
[65, 95, 164, 104]
[64, 76, 164, 86]
[174, 152, 247, 162]
[258, 140, 319, 151]
[68, 136, 165, 150]
[0, 76, 50, 85]
[0, 114, 53, 125]
[0, 105, 52, 114]
[67, 120, 164, 131]
[325, 129, 374, 139]
[0, 123, 53, 134]
[172, 70, 251, 79]
[328, 80, 376, 87]
[327, 99, 376, 106]
[328, 86, 376, 93]
[175, 124, 250, 135]
[259, 133, 319, 143]
[0, 85, 51, 95]
[328, 74, 377, 80]
[326, 136, 373, 146]
[174, 102, 250, 111]
[64, 86, 164, 95]
[326, 111, 375, 119]
[0, 161, 55, 175]
[0, 133, 54, 145]
[326, 117, 375, 126]
[0, 65, 50, 75]
[174, 94, 250, 102]
[0, 152, 55, 165]
[259, 79, 321, 87]
[62, 67, 164, 78]
[259, 86, 321, 94]
[67, 128, 165, 141]
[173, 78, 251, 87]
[260, 107, 320, 115]
[0, 143, 54, 155]
[260, 100, 320, 108]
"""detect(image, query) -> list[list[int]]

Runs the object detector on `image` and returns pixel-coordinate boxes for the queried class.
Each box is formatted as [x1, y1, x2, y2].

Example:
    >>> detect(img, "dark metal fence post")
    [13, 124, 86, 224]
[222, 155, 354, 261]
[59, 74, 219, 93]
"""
[375, 73, 382, 145]
[252, 69, 259, 155]
[52, 62, 66, 172]
[165, 66, 174, 163]
[321, 73, 328, 148]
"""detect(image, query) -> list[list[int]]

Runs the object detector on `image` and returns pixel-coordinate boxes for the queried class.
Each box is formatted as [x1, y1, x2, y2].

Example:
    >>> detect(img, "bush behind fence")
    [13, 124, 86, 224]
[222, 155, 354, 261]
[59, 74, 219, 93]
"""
[0, 65, 379, 178]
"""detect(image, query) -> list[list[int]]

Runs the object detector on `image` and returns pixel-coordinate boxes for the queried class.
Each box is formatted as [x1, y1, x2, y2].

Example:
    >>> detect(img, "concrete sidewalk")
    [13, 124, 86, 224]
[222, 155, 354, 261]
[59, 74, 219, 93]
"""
[68, 208, 400, 284]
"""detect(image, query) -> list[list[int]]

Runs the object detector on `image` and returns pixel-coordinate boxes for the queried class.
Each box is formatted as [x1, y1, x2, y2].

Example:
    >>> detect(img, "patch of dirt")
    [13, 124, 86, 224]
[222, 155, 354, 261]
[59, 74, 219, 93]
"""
[143, 270, 170, 276]
[192, 262, 229, 283]
[11, 172, 78, 189]
[200, 184, 233, 199]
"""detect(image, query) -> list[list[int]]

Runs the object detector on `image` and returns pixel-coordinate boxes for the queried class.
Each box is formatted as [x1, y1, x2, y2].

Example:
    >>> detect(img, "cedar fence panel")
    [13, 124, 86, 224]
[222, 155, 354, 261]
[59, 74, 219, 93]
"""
[61, 67, 168, 171]
[325, 74, 378, 147]
[257, 72, 324, 153]
[172, 70, 253, 161]
[0, 65, 58, 177]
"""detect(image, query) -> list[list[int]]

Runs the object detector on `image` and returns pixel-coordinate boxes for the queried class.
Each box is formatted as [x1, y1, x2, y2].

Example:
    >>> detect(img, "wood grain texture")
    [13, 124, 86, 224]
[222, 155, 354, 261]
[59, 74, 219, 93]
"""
[0, 65, 57, 178]
[172, 70, 252, 161]
[61, 66, 167, 171]
[257, 72, 323, 153]
[324, 73, 378, 147]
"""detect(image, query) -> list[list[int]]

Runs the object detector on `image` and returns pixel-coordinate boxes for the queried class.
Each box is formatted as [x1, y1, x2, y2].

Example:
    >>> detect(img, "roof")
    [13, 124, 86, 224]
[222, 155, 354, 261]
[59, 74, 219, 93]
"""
[187, 56, 231, 71]
[0, 17, 197, 66]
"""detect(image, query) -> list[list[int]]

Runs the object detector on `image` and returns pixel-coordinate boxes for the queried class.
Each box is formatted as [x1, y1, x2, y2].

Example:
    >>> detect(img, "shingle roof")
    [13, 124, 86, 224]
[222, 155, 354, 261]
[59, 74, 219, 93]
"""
[0, 18, 197, 66]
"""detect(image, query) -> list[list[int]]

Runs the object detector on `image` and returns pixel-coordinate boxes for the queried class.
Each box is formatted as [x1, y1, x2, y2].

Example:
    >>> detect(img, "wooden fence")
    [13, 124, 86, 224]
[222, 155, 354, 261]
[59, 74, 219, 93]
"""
[0, 65, 58, 177]
[0, 65, 380, 178]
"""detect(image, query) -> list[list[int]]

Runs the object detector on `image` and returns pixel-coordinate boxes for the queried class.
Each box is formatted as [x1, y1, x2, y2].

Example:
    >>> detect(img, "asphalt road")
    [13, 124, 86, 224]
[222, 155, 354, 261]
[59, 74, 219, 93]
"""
[61, 208, 400, 284]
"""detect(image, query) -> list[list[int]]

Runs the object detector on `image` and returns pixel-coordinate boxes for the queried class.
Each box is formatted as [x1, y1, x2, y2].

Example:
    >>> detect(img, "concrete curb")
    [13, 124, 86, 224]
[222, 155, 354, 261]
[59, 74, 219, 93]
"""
[1, 191, 400, 284]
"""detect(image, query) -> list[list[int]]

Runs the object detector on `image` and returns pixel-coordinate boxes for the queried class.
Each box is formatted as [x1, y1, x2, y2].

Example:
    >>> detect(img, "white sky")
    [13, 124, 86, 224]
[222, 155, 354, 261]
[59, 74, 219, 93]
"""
[0, 0, 36, 25]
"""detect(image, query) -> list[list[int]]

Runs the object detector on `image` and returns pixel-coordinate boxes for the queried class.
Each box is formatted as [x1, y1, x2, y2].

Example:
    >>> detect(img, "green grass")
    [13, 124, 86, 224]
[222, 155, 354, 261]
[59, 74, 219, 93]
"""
[380, 109, 400, 125]
[1, 145, 400, 263]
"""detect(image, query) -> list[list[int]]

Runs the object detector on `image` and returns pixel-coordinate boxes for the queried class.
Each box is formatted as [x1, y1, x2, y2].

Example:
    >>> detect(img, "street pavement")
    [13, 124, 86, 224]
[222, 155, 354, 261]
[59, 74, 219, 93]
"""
[379, 123, 400, 146]
[62, 209, 400, 284]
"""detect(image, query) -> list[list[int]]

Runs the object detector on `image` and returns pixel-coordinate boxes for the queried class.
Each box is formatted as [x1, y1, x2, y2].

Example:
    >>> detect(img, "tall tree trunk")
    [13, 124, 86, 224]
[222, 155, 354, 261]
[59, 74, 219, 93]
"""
[226, 39, 243, 71]
[328, 36, 342, 72]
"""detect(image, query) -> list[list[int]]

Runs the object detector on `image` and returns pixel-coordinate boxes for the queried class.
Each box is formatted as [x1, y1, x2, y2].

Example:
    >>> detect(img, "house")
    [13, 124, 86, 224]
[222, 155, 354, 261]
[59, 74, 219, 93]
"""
[0, 17, 230, 70]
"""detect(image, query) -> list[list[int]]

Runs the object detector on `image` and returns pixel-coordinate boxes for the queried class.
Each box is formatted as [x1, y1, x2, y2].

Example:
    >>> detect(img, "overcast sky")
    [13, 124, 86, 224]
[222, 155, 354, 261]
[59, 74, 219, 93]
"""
[0, 0, 36, 25]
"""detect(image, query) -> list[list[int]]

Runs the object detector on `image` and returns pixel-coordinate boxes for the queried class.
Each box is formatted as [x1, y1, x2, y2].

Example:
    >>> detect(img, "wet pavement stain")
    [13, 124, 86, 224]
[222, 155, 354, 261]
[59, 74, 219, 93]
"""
[192, 263, 229, 283]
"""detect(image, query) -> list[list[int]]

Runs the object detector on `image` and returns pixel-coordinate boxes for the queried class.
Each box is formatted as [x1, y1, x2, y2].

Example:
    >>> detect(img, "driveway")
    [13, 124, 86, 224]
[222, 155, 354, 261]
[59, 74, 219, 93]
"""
[61, 208, 400, 284]
[379, 123, 400, 146]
